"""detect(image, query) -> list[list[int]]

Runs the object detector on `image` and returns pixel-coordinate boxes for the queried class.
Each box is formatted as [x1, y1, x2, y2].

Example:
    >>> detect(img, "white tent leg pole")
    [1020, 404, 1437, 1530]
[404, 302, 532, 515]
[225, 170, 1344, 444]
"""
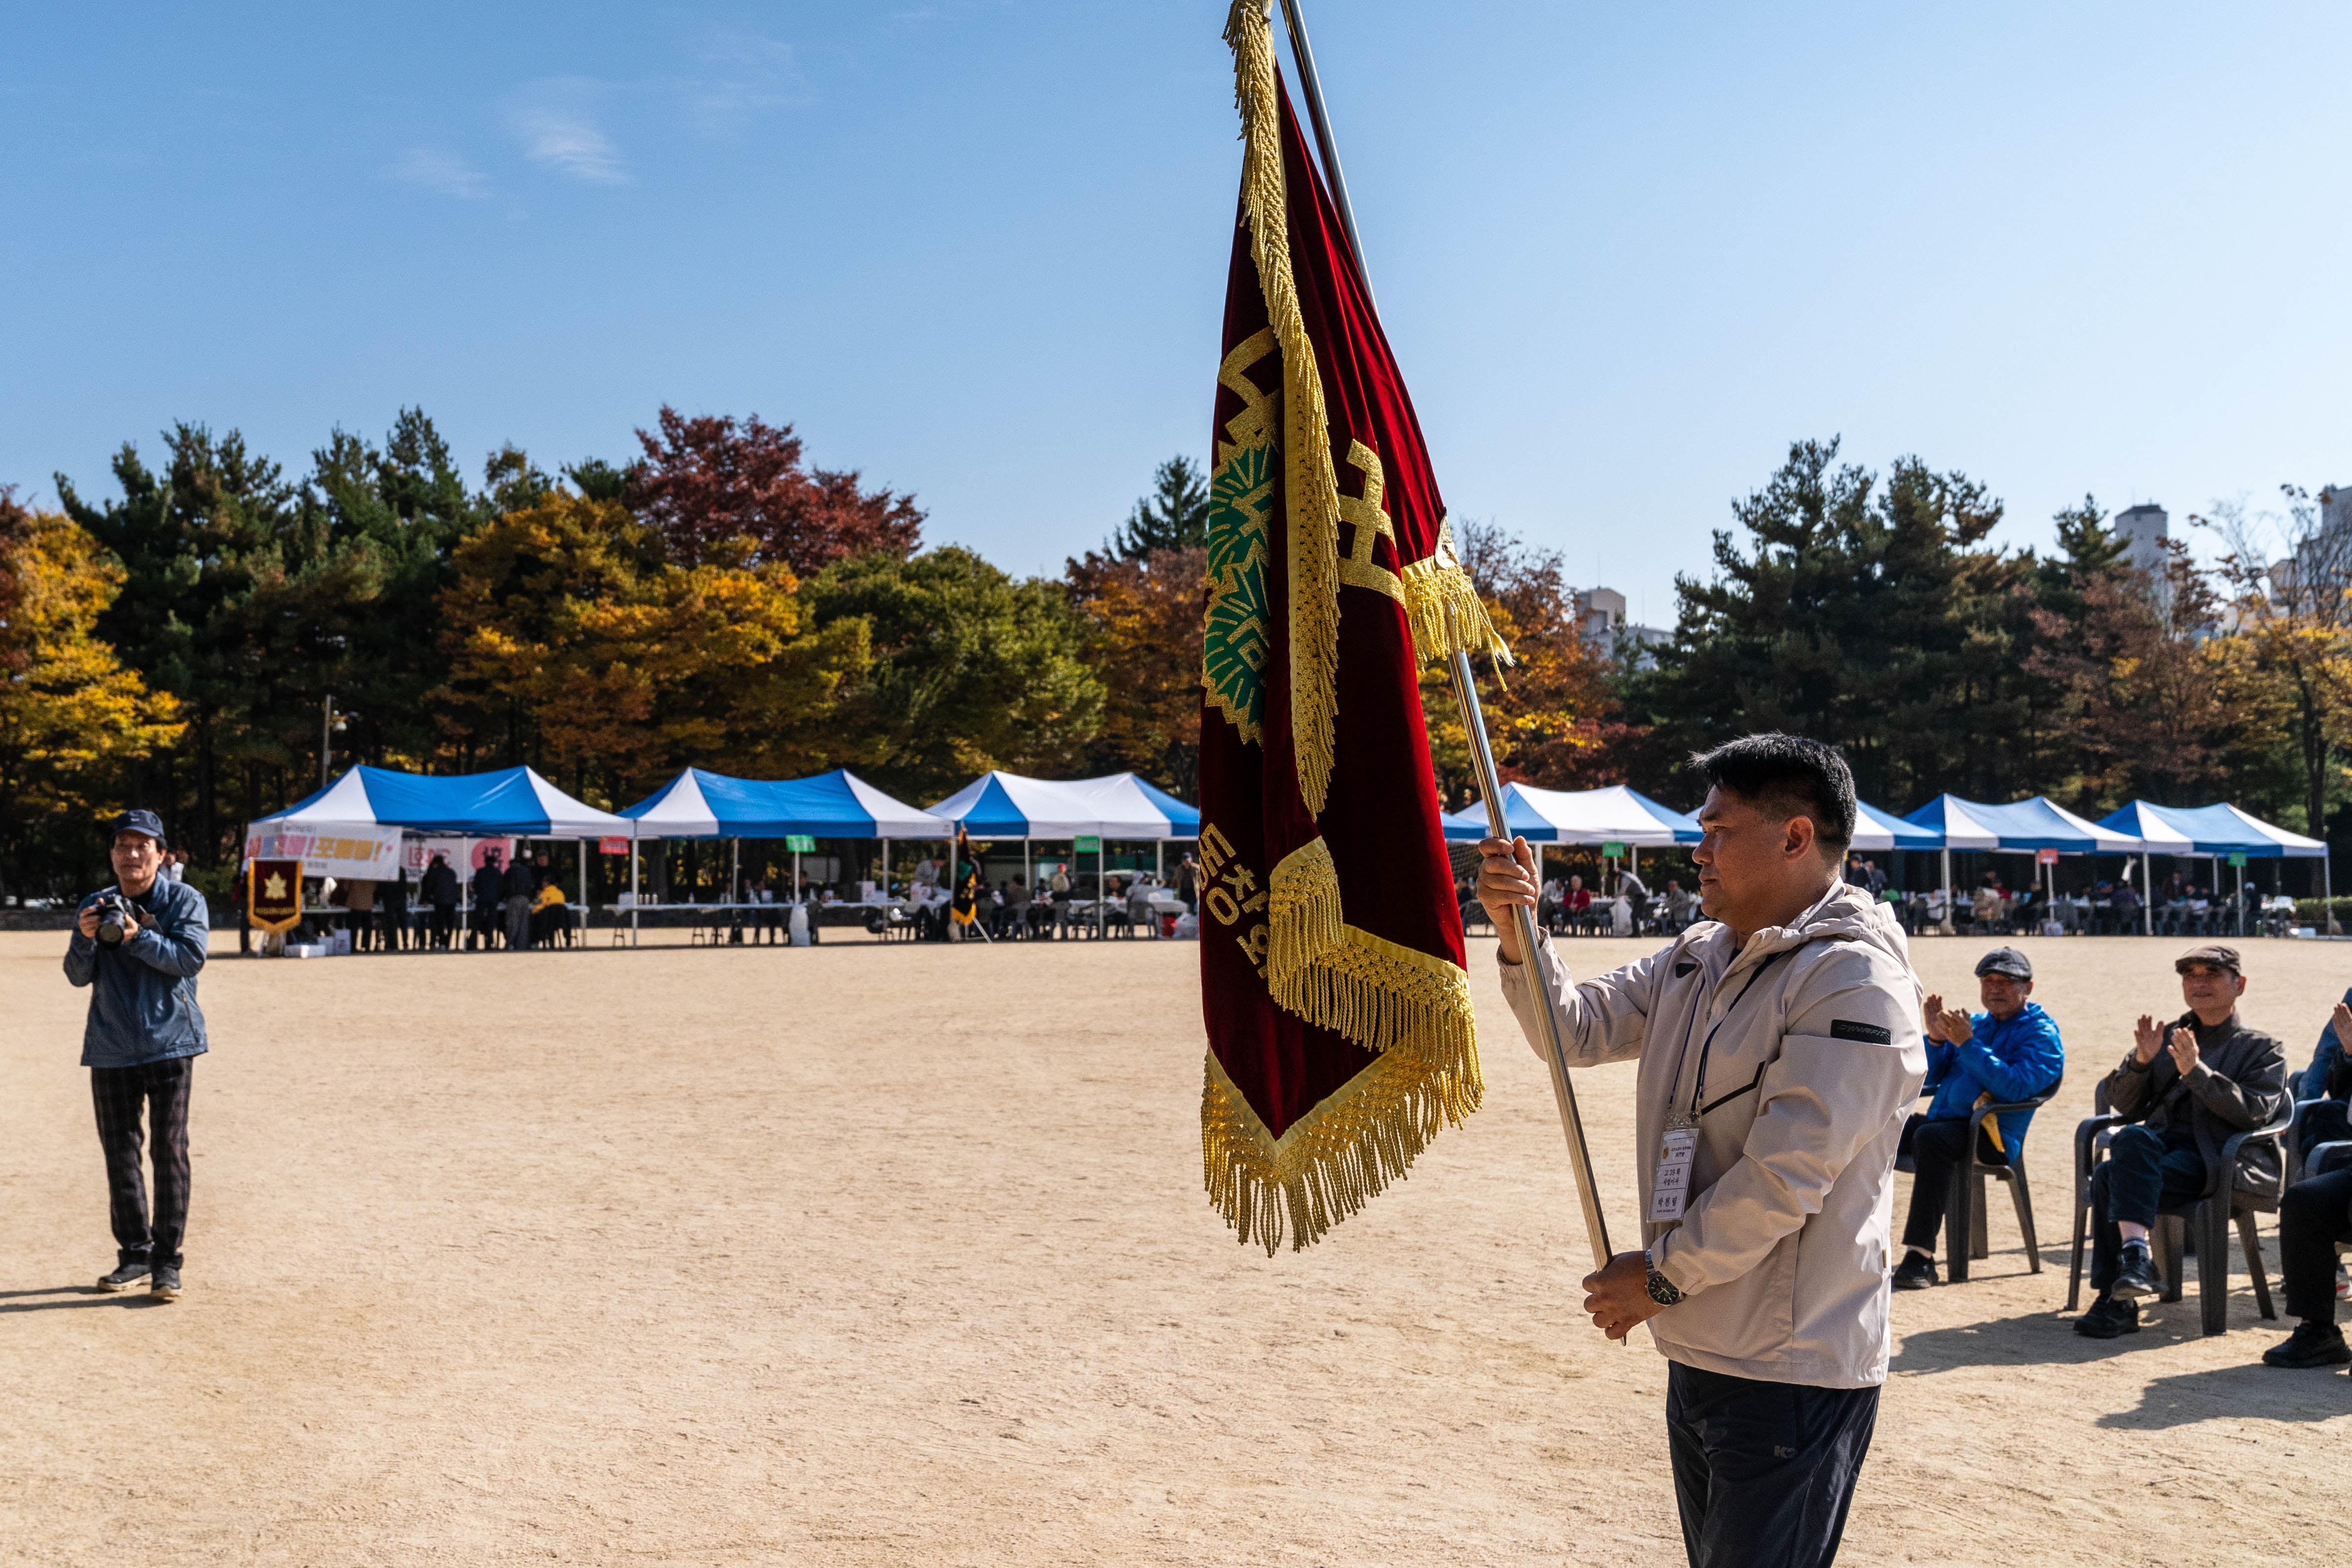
[630, 835, 639, 948]
[1939, 848, 1953, 936]
[2143, 853, 2153, 937]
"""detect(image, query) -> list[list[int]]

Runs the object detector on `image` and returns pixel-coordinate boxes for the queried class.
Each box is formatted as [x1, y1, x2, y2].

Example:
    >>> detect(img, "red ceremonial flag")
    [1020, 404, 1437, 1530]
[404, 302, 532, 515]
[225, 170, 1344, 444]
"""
[1199, 2, 1511, 1253]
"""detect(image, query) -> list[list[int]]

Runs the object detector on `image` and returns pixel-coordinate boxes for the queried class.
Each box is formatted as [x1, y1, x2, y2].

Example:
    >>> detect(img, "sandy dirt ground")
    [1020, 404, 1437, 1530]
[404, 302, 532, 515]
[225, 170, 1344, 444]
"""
[1, 924, 2346, 1566]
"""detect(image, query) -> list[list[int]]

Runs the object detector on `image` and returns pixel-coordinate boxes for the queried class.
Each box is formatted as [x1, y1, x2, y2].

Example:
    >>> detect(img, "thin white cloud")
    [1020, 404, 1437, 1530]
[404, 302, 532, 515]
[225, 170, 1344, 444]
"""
[685, 27, 812, 137]
[391, 147, 489, 200]
[508, 80, 630, 185]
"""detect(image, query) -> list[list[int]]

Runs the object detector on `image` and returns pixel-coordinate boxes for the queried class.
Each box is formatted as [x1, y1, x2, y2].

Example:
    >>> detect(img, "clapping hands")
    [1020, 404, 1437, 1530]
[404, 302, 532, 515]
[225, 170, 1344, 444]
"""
[1921, 994, 1972, 1045]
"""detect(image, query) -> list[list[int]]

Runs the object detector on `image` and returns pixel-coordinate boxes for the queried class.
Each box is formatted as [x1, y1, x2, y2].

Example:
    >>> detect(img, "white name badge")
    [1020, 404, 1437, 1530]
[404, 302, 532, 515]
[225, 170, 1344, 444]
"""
[1651, 1125, 1699, 1222]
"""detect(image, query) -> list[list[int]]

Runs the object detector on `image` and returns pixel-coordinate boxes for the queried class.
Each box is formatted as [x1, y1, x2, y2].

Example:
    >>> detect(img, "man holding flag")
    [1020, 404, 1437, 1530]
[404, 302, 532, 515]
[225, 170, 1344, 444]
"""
[1478, 735, 1925, 1568]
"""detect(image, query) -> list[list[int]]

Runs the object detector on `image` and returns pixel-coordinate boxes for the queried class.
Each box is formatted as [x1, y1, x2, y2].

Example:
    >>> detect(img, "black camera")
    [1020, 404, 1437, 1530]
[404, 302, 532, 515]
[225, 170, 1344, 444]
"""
[89, 893, 136, 948]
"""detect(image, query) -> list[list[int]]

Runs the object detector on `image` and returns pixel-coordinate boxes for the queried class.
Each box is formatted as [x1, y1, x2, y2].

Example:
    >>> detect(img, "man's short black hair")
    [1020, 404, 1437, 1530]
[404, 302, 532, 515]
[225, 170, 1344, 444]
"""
[1689, 733, 1857, 858]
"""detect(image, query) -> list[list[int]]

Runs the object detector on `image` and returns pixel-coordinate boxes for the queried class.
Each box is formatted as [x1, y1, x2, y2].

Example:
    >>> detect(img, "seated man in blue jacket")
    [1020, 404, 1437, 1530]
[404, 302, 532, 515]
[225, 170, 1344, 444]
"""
[2293, 990, 2352, 1163]
[1893, 946, 2066, 1289]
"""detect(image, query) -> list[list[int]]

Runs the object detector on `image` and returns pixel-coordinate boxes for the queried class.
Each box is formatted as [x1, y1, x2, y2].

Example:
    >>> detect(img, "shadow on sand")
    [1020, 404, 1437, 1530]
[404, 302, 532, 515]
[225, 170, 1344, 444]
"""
[0, 1285, 169, 1314]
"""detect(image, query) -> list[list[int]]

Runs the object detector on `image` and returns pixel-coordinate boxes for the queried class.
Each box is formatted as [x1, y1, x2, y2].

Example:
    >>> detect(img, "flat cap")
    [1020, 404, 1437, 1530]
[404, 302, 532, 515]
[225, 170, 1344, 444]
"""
[1974, 946, 2032, 980]
[2175, 944, 2243, 975]
[108, 809, 166, 844]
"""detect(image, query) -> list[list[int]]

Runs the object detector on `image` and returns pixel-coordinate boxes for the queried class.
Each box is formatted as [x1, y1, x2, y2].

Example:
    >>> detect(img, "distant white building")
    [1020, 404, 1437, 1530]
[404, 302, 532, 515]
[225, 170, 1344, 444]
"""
[1573, 586, 1670, 665]
[2113, 503, 2169, 576]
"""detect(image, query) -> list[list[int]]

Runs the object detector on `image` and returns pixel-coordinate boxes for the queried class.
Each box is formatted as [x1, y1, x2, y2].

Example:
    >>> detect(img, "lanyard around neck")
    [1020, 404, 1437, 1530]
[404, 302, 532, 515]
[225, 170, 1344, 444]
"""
[1664, 949, 1786, 1125]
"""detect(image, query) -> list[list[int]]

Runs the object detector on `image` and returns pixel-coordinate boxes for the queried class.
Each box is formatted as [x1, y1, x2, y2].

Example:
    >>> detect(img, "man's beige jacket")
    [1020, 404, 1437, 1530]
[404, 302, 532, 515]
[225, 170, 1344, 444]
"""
[1499, 879, 1926, 1388]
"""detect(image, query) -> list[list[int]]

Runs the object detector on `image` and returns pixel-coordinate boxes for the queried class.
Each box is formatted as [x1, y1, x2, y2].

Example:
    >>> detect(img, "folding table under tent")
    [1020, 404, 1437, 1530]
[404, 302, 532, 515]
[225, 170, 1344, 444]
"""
[1907, 793, 2144, 934]
[616, 767, 949, 945]
[249, 764, 635, 929]
[927, 771, 1202, 934]
[2098, 800, 2332, 936]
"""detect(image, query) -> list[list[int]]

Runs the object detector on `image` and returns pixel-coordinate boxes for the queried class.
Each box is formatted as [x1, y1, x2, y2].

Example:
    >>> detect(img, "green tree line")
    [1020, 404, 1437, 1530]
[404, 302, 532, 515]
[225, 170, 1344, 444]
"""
[0, 412, 1215, 900]
[8, 417, 2342, 901]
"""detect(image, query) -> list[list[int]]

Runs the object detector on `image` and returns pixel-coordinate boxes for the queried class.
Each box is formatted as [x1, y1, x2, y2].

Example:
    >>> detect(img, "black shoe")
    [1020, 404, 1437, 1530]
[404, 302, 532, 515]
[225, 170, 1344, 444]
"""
[95, 1261, 148, 1293]
[2075, 1296, 2140, 1339]
[149, 1265, 180, 1302]
[1892, 1253, 1939, 1291]
[2261, 1321, 2351, 1368]
[2110, 1243, 2163, 1303]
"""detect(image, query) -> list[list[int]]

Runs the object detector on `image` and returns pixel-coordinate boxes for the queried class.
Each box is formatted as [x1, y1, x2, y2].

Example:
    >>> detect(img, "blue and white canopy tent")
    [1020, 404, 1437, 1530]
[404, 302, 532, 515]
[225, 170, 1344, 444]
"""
[1904, 793, 2142, 932]
[929, 771, 1202, 929]
[248, 765, 635, 921]
[2099, 800, 2332, 934]
[1439, 784, 1698, 912]
[1439, 783, 1699, 846]
[1852, 801, 1942, 854]
[617, 768, 949, 942]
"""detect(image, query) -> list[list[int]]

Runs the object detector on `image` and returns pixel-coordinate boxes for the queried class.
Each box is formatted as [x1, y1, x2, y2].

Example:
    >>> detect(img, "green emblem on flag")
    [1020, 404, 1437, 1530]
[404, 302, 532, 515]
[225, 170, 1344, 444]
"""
[1203, 440, 1275, 745]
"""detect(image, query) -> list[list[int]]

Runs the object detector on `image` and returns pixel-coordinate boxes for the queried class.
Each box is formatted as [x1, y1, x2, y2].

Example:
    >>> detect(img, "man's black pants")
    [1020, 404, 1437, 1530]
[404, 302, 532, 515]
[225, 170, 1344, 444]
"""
[1665, 1363, 1878, 1568]
[2296, 1098, 2350, 1164]
[2280, 1166, 2352, 1324]
[91, 1056, 193, 1269]
[2088, 1123, 2208, 1294]
[1897, 1113, 2008, 1254]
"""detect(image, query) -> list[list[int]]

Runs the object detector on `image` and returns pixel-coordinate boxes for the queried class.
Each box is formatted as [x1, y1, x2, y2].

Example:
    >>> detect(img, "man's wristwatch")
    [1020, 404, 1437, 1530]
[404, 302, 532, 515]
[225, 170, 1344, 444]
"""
[1644, 1249, 1684, 1307]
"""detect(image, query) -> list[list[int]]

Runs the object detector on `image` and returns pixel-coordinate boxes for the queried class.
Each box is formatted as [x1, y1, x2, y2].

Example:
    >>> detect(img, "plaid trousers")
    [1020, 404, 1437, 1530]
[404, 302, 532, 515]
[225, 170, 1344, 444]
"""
[90, 1056, 194, 1267]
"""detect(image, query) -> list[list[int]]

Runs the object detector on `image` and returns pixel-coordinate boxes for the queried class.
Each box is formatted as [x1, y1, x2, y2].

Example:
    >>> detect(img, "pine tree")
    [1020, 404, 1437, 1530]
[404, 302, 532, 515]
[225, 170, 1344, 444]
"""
[1108, 456, 1209, 558]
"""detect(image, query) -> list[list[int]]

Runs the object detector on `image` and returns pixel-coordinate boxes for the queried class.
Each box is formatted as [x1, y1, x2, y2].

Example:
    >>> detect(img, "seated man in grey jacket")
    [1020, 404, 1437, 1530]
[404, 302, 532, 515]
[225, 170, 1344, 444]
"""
[2077, 945, 2289, 1338]
[1479, 734, 1925, 1568]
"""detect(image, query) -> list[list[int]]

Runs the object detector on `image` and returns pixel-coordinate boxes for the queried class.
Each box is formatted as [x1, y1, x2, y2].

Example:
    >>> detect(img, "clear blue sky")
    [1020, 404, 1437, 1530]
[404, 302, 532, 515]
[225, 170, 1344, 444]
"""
[5, 2, 2347, 622]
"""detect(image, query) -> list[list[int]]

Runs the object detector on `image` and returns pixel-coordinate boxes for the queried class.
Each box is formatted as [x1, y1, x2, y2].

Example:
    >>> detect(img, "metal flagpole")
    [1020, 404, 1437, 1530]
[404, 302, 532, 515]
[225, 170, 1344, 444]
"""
[1276, 0, 1610, 1270]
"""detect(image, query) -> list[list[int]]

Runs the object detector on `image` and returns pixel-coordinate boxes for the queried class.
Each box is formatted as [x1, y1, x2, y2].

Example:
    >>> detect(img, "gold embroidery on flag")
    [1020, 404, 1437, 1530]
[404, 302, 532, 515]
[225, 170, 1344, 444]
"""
[1336, 440, 1404, 604]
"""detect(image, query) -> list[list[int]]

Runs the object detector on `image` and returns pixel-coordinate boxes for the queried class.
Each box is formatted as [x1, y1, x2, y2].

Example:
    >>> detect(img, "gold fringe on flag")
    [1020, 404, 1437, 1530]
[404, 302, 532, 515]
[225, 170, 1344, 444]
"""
[1265, 837, 1481, 1091]
[1203, 1040, 1482, 1255]
[1400, 516, 1511, 667]
[1226, 0, 1340, 818]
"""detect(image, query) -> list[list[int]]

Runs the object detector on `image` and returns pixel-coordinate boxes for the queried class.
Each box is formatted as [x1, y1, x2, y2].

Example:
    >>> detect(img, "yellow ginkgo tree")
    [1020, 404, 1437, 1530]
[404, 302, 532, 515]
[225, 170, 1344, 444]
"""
[0, 500, 184, 891]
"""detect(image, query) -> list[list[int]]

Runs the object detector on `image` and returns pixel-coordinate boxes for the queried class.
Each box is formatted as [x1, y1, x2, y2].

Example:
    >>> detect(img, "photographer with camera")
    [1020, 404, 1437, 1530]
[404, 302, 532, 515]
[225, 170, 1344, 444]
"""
[61, 810, 211, 1302]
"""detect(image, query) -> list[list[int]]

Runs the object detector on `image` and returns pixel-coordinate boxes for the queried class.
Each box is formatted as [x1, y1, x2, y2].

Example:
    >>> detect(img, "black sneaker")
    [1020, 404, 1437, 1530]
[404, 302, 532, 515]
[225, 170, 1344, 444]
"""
[2261, 1321, 2351, 1368]
[95, 1261, 148, 1293]
[2075, 1296, 2140, 1339]
[149, 1265, 181, 1302]
[1892, 1253, 1939, 1291]
[2110, 1243, 2163, 1303]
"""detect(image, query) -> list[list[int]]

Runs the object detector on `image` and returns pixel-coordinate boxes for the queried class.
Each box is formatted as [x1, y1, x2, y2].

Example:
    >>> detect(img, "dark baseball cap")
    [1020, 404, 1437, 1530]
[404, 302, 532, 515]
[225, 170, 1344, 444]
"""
[2175, 944, 2242, 975]
[1974, 946, 2032, 980]
[108, 810, 166, 845]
